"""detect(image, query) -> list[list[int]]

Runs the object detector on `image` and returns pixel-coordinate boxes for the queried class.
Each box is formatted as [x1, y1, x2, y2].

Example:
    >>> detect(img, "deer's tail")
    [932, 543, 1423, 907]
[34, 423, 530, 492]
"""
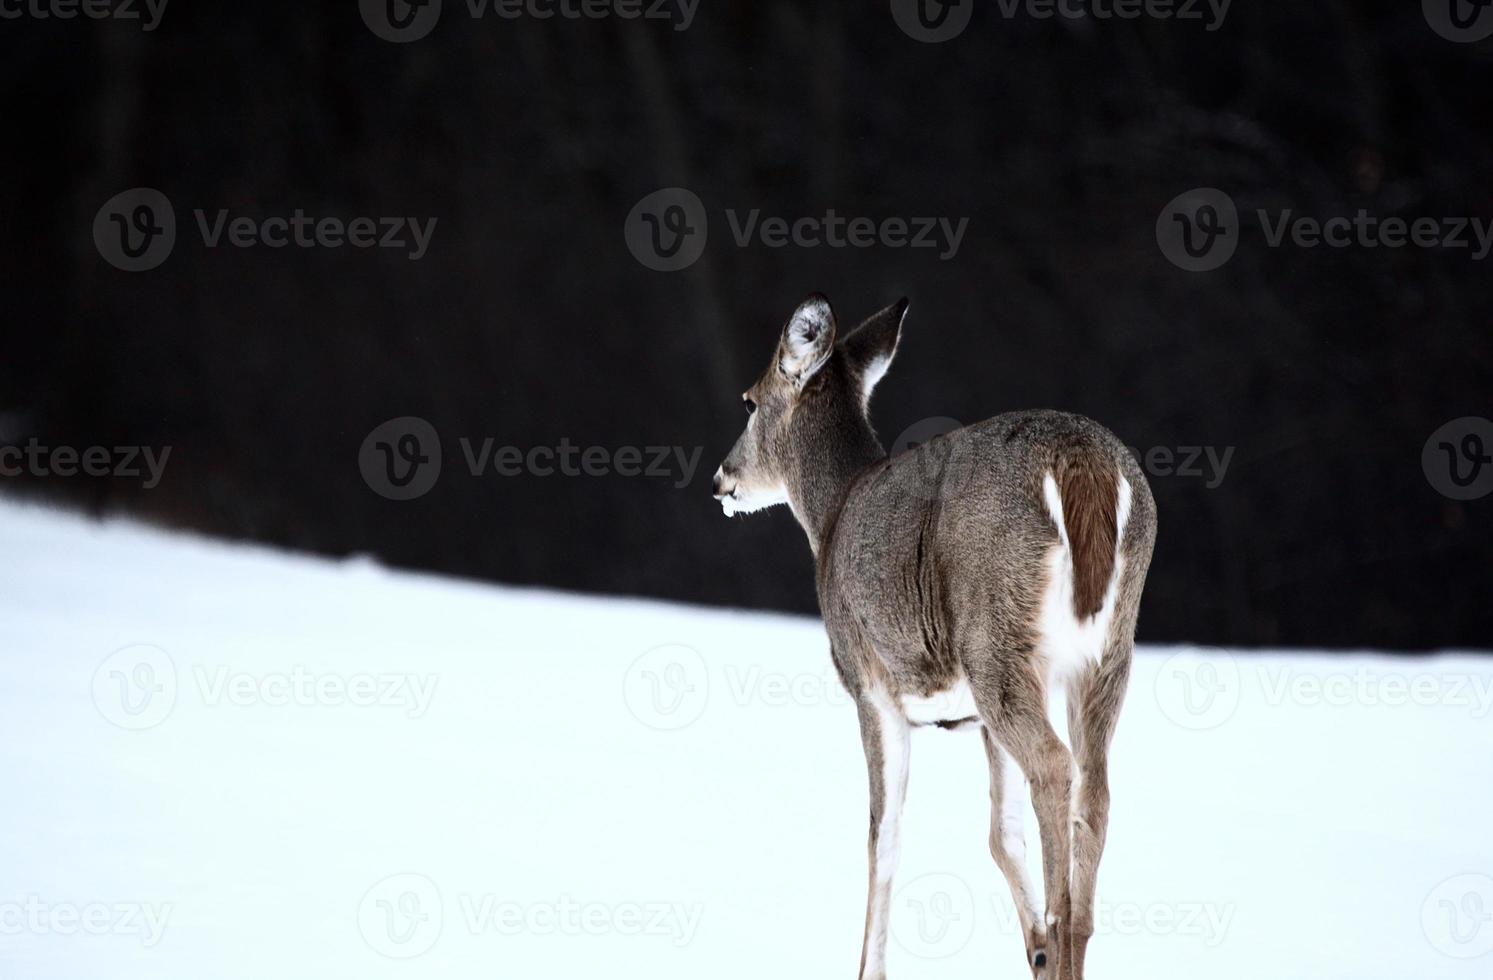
[1045, 438, 1127, 620]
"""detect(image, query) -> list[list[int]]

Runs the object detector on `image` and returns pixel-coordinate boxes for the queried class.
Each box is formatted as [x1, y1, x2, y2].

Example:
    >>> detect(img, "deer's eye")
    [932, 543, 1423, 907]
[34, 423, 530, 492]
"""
[744, 398, 757, 415]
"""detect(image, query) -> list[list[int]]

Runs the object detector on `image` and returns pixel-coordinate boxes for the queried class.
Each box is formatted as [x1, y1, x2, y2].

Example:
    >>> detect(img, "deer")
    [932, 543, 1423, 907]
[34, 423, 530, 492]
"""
[710, 295, 1156, 980]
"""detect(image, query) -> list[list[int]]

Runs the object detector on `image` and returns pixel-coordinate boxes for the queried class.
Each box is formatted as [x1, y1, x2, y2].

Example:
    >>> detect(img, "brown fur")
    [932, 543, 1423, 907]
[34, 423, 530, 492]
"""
[1053, 439, 1120, 619]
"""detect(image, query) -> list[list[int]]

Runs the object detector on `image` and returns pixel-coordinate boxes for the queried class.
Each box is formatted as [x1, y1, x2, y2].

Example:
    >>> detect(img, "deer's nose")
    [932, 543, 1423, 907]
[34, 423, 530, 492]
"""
[712, 467, 734, 498]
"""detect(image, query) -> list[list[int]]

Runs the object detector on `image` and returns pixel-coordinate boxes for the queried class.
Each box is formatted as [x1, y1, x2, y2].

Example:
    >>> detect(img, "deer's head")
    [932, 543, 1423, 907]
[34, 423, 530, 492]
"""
[712, 294, 907, 517]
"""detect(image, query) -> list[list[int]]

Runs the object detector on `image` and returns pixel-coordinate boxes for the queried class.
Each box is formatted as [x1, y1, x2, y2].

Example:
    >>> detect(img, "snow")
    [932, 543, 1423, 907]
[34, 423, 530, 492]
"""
[1, 497, 1490, 979]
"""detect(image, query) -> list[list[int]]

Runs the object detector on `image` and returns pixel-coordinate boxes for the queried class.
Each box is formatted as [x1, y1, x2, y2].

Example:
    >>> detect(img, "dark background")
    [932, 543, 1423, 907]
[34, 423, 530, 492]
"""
[2, 1, 1489, 649]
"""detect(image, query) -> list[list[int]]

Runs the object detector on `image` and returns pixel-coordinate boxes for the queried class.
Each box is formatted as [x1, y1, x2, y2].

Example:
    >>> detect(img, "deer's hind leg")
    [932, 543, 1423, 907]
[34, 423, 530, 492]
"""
[983, 725, 1048, 977]
[967, 646, 1076, 980]
[1064, 640, 1133, 980]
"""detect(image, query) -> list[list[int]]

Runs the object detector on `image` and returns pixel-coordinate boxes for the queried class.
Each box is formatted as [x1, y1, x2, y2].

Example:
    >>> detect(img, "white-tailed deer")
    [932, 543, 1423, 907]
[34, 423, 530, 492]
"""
[711, 295, 1156, 980]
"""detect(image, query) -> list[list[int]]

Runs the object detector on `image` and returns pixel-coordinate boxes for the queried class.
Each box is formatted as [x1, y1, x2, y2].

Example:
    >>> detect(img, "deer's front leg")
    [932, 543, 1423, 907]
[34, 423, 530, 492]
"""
[855, 687, 911, 980]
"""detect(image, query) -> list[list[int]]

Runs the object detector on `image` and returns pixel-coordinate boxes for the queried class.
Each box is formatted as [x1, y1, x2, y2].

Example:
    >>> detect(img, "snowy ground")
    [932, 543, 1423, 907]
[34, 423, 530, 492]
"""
[1, 498, 1490, 980]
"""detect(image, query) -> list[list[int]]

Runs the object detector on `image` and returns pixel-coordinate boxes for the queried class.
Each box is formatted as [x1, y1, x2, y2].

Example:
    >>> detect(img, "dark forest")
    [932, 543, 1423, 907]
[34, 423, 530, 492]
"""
[2, 0, 1490, 649]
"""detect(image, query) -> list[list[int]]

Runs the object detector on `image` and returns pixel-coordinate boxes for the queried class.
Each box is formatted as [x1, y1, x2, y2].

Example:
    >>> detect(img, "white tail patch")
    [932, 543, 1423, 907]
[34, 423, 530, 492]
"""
[1037, 471, 1132, 684]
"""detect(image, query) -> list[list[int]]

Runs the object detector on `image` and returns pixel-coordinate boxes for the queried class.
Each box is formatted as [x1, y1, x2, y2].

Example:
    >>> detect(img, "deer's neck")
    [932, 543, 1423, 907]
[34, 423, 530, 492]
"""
[785, 418, 885, 556]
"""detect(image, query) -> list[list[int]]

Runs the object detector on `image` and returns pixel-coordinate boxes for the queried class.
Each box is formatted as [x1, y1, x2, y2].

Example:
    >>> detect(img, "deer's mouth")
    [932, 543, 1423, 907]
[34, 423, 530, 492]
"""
[711, 474, 789, 517]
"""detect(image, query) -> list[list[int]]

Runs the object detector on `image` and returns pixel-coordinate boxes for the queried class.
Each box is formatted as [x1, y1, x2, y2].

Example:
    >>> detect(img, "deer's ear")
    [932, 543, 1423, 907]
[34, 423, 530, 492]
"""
[841, 297, 907, 405]
[778, 294, 838, 386]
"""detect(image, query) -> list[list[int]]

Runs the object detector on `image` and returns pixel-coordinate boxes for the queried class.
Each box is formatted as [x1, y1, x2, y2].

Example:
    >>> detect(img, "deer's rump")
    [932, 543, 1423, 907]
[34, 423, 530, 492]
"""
[821, 409, 1154, 696]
